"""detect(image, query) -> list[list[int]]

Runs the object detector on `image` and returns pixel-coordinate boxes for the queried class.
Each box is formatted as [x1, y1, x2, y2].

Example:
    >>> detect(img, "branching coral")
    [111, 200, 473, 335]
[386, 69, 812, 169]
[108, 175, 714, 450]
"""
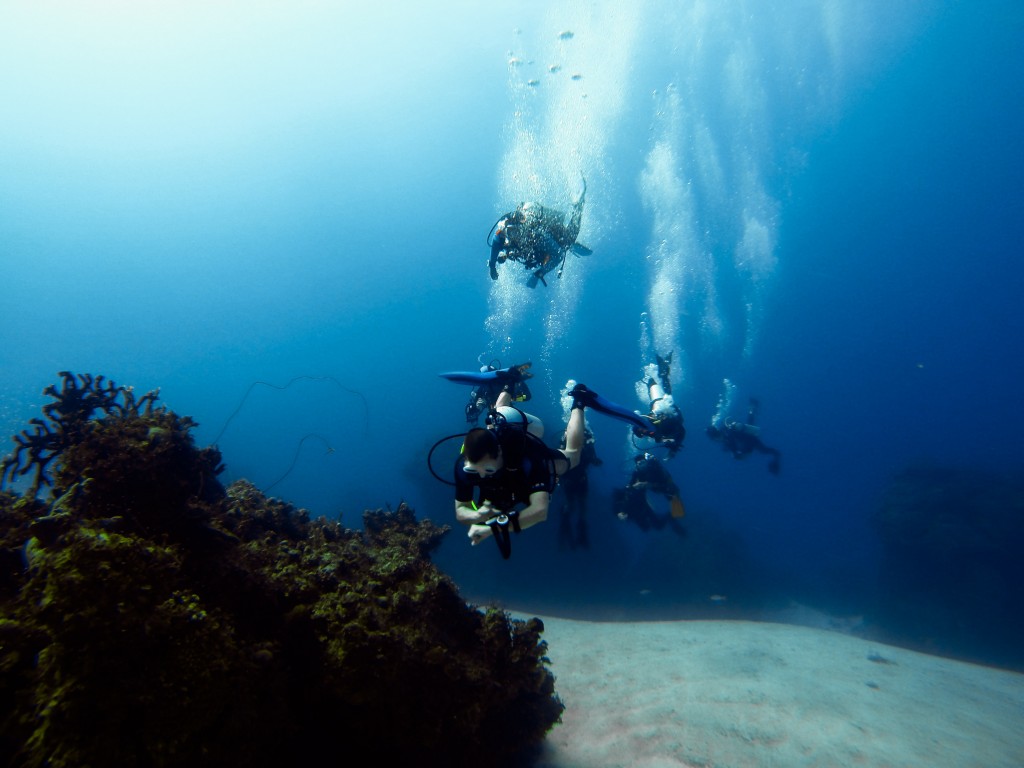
[0, 373, 563, 767]
[1, 372, 161, 498]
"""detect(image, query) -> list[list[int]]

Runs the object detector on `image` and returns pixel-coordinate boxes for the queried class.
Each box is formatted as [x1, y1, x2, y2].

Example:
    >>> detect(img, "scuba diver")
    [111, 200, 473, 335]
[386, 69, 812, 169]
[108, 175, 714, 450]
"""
[487, 178, 592, 288]
[438, 367, 657, 557]
[461, 359, 533, 424]
[633, 351, 686, 458]
[556, 425, 602, 550]
[613, 452, 686, 536]
[453, 385, 591, 557]
[706, 397, 781, 475]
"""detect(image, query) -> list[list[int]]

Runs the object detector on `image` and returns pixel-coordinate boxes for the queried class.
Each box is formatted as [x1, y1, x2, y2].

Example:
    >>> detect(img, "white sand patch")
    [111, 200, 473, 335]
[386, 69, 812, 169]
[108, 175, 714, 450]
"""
[520, 616, 1024, 768]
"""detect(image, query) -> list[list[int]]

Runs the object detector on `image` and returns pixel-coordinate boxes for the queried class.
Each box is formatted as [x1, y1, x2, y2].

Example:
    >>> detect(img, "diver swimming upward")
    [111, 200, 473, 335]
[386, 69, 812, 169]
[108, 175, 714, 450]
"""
[633, 351, 686, 458]
[487, 178, 592, 287]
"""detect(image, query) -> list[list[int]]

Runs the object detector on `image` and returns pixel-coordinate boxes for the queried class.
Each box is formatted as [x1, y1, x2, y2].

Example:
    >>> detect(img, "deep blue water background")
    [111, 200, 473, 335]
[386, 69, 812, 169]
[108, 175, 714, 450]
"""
[2, 2, 1022, 667]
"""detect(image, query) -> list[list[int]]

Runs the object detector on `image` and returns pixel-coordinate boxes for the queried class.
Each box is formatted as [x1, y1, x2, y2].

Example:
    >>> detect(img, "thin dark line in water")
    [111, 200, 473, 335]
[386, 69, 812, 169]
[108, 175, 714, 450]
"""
[211, 375, 370, 445]
[265, 432, 336, 493]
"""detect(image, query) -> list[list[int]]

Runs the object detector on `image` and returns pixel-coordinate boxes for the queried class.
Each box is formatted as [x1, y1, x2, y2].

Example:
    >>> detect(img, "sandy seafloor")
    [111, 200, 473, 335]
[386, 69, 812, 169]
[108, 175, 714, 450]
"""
[514, 616, 1024, 768]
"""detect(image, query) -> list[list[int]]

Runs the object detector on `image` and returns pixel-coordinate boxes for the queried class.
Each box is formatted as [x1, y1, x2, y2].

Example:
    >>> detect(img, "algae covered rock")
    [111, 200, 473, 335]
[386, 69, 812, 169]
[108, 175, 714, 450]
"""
[0, 373, 563, 767]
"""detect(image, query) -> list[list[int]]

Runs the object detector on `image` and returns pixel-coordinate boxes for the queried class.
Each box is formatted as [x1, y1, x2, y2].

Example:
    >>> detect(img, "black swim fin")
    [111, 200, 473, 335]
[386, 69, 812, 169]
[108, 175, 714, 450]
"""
[527, 270, 549, 288]
[571, 243, 592, 256]
[569, 384, 653, 435]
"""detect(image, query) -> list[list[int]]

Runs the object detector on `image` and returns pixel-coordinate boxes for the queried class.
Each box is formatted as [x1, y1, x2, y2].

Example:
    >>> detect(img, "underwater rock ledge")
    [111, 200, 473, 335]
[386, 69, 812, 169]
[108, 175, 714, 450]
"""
[0, 372, 562, 767]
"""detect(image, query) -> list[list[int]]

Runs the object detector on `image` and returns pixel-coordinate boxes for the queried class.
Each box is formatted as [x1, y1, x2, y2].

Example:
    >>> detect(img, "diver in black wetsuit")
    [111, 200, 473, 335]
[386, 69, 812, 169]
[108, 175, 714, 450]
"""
[706, 398, 781, 475]
[453, 386, 592, 555]
[613, 452, 686, 536]
[634, 351, 686, 458]
[442, 374, 656, 556]
[488, 179, 590, 287]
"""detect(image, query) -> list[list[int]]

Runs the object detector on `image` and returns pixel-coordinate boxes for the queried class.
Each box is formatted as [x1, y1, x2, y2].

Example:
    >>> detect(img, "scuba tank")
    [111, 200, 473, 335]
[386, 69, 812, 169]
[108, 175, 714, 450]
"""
[490, 405, 544, 438]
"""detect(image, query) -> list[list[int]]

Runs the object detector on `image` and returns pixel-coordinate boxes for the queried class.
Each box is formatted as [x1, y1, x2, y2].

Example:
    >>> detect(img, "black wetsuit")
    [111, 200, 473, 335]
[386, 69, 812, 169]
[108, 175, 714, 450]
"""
[613, 455, 684, 535]
[630, 454, 679, 497]
[650, 406, 686, 457]
[557, 437, 601, 549]
[640, 352, 685, 457]
[454, 430, 564, 512]
[721, 427, 764, 458]
[712, 422, 781, 474]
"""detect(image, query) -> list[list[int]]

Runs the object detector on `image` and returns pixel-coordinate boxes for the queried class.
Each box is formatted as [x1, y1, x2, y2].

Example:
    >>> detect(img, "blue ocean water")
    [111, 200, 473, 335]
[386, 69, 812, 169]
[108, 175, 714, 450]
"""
[2, 1, 1022, 667]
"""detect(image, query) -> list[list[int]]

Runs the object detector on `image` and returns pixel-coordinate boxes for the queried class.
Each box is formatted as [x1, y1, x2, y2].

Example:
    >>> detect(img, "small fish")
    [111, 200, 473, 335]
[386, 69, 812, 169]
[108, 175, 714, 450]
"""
[559, 30, 574, 40]
[709, 594, 728, 603]
[571, 73, 583, 81]
[548, 64, 561, 73]
[508, 56, 524, 67]
[527, 79, 540, 87]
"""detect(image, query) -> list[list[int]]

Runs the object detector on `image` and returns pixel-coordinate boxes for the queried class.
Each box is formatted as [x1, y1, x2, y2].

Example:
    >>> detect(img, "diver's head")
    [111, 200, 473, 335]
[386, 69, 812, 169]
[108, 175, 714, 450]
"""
[464, 427, 499, 461]
[463, 427, 502, 476]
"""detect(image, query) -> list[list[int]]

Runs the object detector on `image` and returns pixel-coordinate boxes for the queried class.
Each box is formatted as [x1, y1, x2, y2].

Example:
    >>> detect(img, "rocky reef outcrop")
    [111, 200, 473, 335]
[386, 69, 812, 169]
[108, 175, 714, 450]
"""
[0, 372, 562, 767]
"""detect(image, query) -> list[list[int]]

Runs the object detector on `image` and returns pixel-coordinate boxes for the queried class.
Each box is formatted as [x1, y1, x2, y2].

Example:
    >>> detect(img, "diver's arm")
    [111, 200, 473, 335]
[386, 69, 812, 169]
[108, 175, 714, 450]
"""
[516, 490, 550, 530]
[466, 491, 549, 545]
[455, 499, 491, 525]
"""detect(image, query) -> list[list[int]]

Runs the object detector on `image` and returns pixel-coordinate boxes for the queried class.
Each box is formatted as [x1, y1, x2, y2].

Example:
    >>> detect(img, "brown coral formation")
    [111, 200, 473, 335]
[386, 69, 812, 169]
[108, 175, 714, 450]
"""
[0, 373, 562, 767]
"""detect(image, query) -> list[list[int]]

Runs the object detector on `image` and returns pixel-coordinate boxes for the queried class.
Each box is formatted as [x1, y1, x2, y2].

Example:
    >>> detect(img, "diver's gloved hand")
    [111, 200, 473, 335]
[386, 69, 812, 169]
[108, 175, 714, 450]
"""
[495, 362, 533, 384]
[569, 383, 597, 410]
[512, 362, 533, 380]
[632, 422, 656, 439]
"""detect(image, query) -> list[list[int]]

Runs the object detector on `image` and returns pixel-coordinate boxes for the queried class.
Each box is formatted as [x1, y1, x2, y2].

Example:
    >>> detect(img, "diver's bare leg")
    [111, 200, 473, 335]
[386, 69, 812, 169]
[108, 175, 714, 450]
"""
[560, 406, 585, 471]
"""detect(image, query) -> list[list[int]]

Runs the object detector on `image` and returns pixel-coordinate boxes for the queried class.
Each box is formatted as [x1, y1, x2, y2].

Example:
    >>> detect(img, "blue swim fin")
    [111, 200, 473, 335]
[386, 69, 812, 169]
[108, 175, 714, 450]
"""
[440, 363, 533, 386]
[439, 371, 496, 385]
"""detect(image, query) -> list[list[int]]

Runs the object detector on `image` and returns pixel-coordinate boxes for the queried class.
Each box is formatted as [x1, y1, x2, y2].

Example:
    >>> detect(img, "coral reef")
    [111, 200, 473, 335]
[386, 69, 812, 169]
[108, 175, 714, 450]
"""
[872, 465, 1024, 669]
[0, 373, 562, 767]
[1, 372, 161, 498]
